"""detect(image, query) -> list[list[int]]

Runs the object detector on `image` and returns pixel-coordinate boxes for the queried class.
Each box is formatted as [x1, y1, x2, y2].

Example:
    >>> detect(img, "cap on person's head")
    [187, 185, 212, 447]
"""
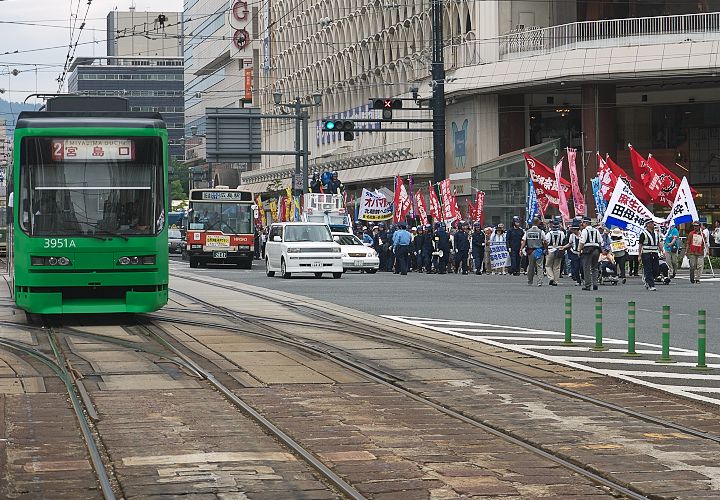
[692, 221, 700, 227]
[571, 220, 581, 229]
[611, 228, 622, 237]
[646, 219, 655, 225]
[497, 223, 505, 229]
[411, 226, 417, 232]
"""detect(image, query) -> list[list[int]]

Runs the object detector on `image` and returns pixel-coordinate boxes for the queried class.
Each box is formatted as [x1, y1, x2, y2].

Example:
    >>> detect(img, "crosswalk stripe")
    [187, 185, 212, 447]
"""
[385, 315, 720, 407]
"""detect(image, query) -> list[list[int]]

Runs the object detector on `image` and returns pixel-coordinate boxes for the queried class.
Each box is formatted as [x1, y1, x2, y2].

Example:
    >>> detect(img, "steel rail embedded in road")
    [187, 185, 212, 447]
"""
[131, 321, 367, 500]
[168, 275, 720, 445]
[0, 336, 117, 500]
[163, 282, 652, 500]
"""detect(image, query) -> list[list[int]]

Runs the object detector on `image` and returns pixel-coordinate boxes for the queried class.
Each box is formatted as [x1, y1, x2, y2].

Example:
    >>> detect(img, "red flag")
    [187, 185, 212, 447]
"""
[393, 176, 411, 223]
[605, 154, 653, 205]
[415, 190, 428, 225]
[567, 148, 585, 216]
[475, 191, 485, 225]
[428, 182, 441, 222]
[554, 158, 572, 223]
[629, 145, 694, 206]
[524, 153, 571, 213]
[466, 199, 476, 222]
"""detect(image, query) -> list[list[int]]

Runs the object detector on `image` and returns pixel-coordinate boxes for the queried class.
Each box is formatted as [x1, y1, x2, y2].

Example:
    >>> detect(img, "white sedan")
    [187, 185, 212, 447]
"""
[332, 233, 379, 273]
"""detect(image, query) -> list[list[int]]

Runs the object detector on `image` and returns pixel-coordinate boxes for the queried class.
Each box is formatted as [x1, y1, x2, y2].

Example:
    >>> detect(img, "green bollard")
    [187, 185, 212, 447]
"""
[561, 294, 574, 346]
[694, 310, 711, 371]
[624, 301, 640, 357]
[591, 297, 608, 351]
[656, 305, 675, 363]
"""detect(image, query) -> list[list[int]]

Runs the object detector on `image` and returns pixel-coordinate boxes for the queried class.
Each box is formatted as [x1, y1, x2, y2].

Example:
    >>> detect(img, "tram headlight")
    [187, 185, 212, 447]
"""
[119, 255, 156, 265]
[130, 256, 140, 264]
[118, 256, 131, 265]
[58, 257, 70, 266]
[48, 257, 58, 266]
[31, 256, 73, 266]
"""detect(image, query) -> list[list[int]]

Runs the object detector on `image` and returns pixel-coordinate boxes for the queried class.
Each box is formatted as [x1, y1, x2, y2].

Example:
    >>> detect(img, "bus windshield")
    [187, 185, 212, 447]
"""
[188, 202, 253, 234]
[19, 136, 164, 237]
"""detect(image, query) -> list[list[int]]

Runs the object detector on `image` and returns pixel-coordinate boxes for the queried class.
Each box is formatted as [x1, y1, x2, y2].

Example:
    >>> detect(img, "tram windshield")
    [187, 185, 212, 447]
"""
[19, 136, 164, 237]
[188, 202, 253, 234]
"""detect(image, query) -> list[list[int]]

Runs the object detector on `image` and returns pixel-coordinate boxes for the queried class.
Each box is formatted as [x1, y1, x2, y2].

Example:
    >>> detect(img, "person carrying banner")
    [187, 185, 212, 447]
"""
[609, 228, 627, 283]
[578, 217, 602, 291]
[490, 223, 508, 275]
[686, 221, 709, 284]
[506, 216, 524, 275]
[563, 219, 584, 285]
[663, 223, 680, 278]
[520, 217, 546, 286]
[639, 219, 660, 291]
[544, 217, 565, 286]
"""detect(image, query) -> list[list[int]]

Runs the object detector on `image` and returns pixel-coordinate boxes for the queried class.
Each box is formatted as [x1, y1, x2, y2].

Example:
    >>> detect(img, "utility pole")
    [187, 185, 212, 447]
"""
[431, 0, 446, 183]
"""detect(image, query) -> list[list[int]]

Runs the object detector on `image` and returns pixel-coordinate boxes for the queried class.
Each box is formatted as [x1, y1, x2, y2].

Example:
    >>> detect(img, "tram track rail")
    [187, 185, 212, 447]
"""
[162, 279, 671, 500]
[0, 334, 116, 500]
[166, 275, 720, 445]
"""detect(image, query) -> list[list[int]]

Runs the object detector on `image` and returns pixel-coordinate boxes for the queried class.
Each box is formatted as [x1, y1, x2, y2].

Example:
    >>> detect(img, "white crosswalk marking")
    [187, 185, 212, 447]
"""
[384, 315, 720, 407]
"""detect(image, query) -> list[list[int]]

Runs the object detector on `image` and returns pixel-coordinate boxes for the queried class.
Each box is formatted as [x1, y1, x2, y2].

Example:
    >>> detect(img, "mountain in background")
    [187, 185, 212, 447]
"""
[0, 98, 40, 130]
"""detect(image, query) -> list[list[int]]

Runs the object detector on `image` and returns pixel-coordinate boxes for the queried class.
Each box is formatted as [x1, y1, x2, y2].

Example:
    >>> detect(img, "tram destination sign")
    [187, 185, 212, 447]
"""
[51, 139, 135, 162]
[193, 191, 252, 201]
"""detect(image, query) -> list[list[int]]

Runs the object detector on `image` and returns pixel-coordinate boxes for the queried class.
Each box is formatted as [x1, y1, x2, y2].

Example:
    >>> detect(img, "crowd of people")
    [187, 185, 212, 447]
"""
[348, 216, 716, 291]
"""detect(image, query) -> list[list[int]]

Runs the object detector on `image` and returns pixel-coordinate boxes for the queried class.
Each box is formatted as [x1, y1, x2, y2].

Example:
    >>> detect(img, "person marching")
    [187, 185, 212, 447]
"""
[413, 226, 425, 273]
[520, 217, 546, 286]
[563, 219, 583, 285]
[578, 217, 601, 291]
[490, 223, 508, 275]
[506, 216, 524, 275]
[662, 222, 680, 278]
[609, 228, 627, 283]
[373, 222, 389, 272]
[436, 224, 451, 274]
[422, 224, 435, 273]
[471, 222, 485, 274]
[454, 222, 470, 275]
[686, 221, 709, 284]
[638, 219, 660, 291]
[544, 216, 565, 286]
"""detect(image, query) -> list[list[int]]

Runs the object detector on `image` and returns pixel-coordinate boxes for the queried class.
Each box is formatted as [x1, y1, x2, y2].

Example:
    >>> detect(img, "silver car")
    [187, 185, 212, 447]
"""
[168, 228, 184, 253]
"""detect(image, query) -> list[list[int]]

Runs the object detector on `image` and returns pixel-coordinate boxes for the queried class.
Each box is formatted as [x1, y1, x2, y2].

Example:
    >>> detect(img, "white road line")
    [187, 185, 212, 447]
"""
[612, 371, 720, 380]
[385, 315, 720, 407]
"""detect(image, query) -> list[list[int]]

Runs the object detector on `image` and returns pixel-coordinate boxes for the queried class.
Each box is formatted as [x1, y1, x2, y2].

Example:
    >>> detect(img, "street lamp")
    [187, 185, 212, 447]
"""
[273, 91, 323, 194]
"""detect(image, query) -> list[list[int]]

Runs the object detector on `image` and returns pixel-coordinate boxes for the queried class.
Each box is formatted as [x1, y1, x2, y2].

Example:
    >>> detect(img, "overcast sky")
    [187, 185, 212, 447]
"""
[0, 0, 183, 105]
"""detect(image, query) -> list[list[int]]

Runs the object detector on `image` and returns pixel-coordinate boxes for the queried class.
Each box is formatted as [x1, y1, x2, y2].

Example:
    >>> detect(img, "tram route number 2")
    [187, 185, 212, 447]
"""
[44, 238, 77, 249]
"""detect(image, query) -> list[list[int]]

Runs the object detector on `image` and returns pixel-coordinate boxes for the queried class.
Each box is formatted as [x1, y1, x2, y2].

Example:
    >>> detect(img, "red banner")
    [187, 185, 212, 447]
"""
[475, 191, 485, 225]
[393, 176, 411, 223]
[415, 190, 428, 226]
[524, 153, 571, 213]
[428, 182, 441, 222]
[466, 199, 476, 222]
[629, 145, 695, 207]
[604, 154, 652, 205]
[439, 179, 458, 221]
[554, 158, 572, 223]
[567, 148, 585, 216]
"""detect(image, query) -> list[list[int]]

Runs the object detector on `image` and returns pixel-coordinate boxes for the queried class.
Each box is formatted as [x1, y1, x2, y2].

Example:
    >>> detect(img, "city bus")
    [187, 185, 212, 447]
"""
[11, 96, 169, 314]
[186, 187, 254, 269]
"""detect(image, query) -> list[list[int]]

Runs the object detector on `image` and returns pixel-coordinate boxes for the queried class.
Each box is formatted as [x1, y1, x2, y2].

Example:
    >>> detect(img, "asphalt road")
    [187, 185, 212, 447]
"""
[170, 256, 719, 352]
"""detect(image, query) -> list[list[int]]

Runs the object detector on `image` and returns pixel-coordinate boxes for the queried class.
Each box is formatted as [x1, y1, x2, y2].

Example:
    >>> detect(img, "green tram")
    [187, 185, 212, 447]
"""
[10, 97, 169, 314]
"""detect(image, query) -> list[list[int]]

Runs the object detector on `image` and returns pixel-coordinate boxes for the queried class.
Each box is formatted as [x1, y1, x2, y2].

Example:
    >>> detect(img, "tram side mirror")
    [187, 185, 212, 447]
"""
[273, 236, 281, 242]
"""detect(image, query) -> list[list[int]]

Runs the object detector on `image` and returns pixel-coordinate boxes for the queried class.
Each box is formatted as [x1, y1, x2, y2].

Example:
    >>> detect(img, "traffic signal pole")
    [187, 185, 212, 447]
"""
[431, 0, 446, 183]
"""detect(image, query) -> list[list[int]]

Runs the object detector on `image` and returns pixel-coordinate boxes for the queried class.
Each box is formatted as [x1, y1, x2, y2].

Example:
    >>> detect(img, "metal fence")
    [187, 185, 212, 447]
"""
[497, 11, 720, 60]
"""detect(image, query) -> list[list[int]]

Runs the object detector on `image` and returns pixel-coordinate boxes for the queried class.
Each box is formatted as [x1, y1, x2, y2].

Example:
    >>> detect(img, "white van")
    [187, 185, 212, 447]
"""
[265, 222, 344, 278]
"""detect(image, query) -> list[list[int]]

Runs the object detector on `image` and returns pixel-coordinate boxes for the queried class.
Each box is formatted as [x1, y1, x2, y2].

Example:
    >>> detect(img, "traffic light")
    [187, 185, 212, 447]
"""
[372, 98, 402, 119]
[322, 119, 355, 141]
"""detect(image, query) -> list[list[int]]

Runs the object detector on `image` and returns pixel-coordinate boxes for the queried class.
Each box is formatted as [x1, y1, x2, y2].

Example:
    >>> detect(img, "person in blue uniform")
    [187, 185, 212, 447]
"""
[436, 224, 451, 274]
[453, 222, 470, 274]
[506, 216, 525, 275]
[392, 222, 412, 275]
[326, 171, 343, 194]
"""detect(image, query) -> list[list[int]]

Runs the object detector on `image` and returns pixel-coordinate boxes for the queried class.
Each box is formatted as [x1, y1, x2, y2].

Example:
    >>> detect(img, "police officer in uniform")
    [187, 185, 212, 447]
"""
[413, 226, 425, 272]
[545, 217, 565, 286]
[506, 216, 524, 275]
[471, 222, 485, 274]
[520, 217, 546, 286]
[578, 217, 601, 290]
[422, 224, 435, 272]
[639, 219, 660, 291]
[392, 222, 412, 275]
